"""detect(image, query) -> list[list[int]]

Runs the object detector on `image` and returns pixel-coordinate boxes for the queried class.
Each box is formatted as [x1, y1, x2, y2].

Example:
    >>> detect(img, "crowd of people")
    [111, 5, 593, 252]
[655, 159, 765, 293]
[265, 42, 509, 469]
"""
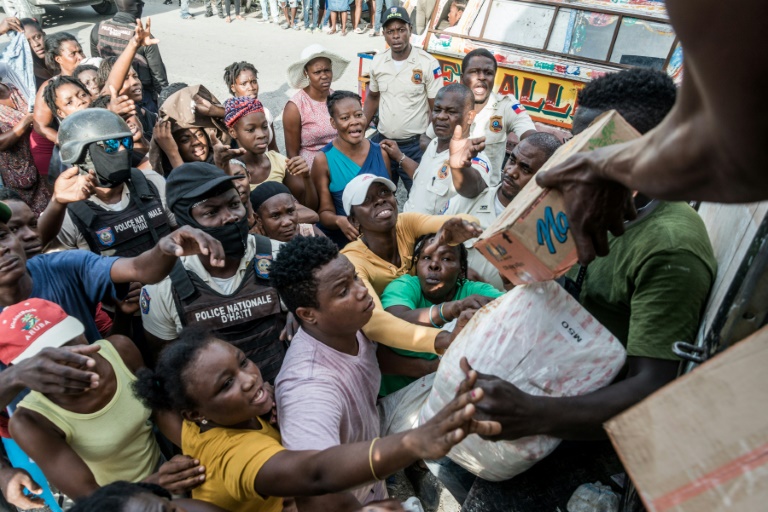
[0, 0, 762, 509]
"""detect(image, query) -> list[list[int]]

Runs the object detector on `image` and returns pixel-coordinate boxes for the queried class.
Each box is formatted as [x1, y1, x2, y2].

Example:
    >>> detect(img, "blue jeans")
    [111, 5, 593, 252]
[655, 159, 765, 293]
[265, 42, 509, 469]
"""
[370, 131, 421, 192]
[260, 0, 279, 19]
[374, 0, 396, 31]
[321, 2, 330, 26]
[180, 0, 190, 16]
[303, 0, 319, 27]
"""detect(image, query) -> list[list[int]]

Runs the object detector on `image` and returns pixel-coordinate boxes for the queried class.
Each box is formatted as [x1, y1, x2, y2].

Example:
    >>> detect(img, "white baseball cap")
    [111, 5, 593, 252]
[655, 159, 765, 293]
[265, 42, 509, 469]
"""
[342, 174, 397, 216]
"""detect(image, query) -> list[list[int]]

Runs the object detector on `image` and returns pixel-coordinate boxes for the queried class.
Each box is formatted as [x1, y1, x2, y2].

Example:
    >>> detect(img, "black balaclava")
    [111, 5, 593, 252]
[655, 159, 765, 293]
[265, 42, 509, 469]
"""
[115, 0, 144, 18]
[174, 183, 249, 260]
[82, 142, 132, 188]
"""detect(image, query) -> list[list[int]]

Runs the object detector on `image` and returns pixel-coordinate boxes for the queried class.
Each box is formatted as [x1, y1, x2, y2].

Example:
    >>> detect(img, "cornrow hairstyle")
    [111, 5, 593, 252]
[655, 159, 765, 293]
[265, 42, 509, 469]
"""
[132, 326, 216, 412]
[223, 61, 259, 96]
[43, 75, 90, 118]
[326, 90, 362, 118]
[412, 233, 469, 284]
[68, 481, 171, 512]
[462, 48, 497, 75]
[44, 32, 79, 76]
[270, 235, 339, 315]
[0, 189, 24, 202]
[453, 0, 467, 11]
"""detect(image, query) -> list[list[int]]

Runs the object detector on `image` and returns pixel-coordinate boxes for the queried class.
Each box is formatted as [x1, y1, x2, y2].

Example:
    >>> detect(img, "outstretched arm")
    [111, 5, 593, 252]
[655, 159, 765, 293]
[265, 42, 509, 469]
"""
[102, 19, 159, 97]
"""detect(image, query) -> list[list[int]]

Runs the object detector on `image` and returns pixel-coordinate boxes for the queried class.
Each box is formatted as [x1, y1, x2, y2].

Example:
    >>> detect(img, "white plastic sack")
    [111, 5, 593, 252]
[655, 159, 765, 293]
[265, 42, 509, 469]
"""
[418, 280, 626, 481]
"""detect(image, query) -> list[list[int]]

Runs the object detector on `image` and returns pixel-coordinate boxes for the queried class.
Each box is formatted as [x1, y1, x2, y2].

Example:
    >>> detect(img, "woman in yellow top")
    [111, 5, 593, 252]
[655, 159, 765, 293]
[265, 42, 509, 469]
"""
[223, 96, 313, 206]
[133, 328, 498, 512]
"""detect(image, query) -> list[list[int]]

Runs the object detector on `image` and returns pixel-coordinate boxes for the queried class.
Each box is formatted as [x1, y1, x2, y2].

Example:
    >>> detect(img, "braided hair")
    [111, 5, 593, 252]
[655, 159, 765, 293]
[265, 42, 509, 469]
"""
[411, 232, 469, 285]
[42, 75, 90, 118]
[223, 61, 259, 96]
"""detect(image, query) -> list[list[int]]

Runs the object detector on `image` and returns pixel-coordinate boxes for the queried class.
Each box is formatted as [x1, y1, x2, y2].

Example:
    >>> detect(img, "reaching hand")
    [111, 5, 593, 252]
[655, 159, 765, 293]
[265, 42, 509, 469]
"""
[158, 226, 226, 267]
[149, 455, 205, 494]
[132, 18, 160, 47]
[153, 120, 179, 154]
[425, 218, 482, 254]
[53, 167, 97, 204]
[0, 467, 44, 510]
[443, 294, 494, 321]
[536, 151, 637, 264]
[449, 125, 485, 169]
[408, 357, 501, 460]
[13, 345, 100, 395]
[379, 140, 404, 163]
[285, 156, 310, 178]
[192, 94, 216, 117]
[460, 358, 537, 441]
[336, 216, 360, 241]
[108, 85, 137, 119]
[0, 17, 23, 35]
[211, 134, 247, 172]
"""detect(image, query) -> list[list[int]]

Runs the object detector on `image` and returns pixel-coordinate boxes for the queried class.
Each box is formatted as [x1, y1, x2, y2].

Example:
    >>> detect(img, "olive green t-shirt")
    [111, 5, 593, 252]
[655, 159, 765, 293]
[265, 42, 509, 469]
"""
[379, 276, 504, 395]
[567, 201, 717, 360]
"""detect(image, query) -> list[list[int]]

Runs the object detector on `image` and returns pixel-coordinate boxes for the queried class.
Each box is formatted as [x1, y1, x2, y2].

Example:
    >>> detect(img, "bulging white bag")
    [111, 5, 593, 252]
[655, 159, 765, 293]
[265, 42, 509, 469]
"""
[418, 280, 626, 481]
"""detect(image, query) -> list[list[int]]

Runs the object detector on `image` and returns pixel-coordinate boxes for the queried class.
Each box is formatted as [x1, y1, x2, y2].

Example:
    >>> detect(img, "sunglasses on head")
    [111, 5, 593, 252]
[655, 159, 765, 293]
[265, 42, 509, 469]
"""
[97, 137, 134, 154]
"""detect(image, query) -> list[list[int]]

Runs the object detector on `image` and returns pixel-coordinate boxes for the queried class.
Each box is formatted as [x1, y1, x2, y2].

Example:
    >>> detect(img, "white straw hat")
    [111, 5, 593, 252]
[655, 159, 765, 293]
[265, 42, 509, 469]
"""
[286, 44, 350, 90]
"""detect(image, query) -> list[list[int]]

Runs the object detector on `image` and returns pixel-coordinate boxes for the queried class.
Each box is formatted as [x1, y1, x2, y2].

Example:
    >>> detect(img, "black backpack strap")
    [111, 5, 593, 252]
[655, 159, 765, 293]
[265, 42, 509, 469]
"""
[169, 260, 197, 302]
[66, 202, 101, 253]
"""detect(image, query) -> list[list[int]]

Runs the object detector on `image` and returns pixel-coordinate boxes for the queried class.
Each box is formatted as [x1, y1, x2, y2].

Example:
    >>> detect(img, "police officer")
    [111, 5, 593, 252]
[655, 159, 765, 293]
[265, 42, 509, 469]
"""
[363, 6, 444, 192]
[422, 48, 537, 185]
[49, 109, 174, 258]
[141, 163, 287, 382]
[89, 0, 168, 111]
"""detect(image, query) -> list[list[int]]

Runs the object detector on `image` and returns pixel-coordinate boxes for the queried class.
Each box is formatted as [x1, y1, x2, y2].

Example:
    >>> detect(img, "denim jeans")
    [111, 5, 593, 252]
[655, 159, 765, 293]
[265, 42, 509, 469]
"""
[321, 2, 330, 27]
[180, 0, 190, 16]
[373, 0, 397, 31]
[259, 0, 279, 20]
[303, 0, 320, 28]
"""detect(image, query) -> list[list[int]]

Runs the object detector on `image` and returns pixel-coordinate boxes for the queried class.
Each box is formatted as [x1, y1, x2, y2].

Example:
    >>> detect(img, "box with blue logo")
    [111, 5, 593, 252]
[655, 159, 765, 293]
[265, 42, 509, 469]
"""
[473, 110, 640, 285]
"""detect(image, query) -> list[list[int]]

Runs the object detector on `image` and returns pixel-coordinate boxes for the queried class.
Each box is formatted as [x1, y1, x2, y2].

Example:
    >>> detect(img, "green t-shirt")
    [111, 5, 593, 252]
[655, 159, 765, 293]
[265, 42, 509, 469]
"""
[566, 201, 717, 361]
[379, 275, 504, 395]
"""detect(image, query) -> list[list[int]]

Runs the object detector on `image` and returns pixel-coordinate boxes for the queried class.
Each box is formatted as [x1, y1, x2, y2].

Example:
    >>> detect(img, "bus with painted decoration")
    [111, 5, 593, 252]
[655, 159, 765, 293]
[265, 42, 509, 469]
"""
[409, 0, 681, 131]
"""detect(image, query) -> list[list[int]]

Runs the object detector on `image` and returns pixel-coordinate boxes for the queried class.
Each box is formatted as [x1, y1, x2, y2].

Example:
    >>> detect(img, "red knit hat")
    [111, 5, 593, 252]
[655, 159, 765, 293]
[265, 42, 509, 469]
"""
[0, 299, 84, 365]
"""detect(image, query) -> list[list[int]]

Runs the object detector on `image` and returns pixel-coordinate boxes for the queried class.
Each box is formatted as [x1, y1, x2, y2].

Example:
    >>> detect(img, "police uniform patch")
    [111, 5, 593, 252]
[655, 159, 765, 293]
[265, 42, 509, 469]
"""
[140, 288, 151, 315]
[437, 164, 450, 180]
[489, 115, 503, 133]
[255, 254, 273, 279]
[411, 69, 423, 85]
[96, 227, 115, 247]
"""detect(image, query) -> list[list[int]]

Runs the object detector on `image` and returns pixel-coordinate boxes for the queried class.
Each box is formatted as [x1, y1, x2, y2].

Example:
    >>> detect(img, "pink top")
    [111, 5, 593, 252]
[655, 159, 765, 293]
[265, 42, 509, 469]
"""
[288, 89, 337, 170]
[275, 328, 387, 505]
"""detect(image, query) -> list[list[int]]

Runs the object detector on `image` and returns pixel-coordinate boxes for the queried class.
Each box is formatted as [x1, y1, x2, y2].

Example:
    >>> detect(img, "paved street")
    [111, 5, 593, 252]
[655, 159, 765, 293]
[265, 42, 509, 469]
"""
[1, 0, 386, 151]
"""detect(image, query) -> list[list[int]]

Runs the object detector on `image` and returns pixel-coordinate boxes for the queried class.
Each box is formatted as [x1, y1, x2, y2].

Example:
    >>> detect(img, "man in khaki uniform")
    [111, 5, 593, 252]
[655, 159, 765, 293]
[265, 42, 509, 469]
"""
[364, 6, 444, 192]
[444, 132, 561, 289]
[423, 48, 537, 186]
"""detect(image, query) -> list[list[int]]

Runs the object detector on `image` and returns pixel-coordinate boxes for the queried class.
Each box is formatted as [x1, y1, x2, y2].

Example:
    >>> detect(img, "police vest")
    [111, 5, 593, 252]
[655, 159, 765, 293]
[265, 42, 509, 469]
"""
[96, 20, 152, 88]
[67, 169, 171, 258]
[169, 235, 286, 383]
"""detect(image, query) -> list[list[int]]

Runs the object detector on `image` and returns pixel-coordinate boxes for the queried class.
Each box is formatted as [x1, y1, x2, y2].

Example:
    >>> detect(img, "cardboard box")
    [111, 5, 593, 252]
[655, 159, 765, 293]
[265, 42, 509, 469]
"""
[473, 110, 641, 285]
[605, 325, 768, 512]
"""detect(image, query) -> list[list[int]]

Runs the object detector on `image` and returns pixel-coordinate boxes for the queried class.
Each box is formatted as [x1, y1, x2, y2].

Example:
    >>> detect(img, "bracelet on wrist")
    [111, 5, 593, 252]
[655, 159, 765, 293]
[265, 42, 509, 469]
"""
[429, 304, 441, 328]
[439, 303, 449, 323]
[398, 154, 406, 166]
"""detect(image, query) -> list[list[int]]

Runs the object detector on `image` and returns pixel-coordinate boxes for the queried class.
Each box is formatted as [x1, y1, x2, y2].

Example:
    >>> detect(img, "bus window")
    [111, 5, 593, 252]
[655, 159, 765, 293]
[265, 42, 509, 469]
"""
[610, 18, 676, 70]
[483, 1, 556, 48]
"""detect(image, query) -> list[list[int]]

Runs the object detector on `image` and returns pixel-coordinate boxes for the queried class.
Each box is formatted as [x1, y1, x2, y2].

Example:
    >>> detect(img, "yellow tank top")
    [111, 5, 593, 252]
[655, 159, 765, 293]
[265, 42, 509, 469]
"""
[17, 339, 160, 486]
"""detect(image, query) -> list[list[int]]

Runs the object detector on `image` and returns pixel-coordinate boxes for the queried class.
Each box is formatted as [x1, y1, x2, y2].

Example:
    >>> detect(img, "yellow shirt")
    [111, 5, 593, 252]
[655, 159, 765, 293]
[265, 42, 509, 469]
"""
[249, 151, 288, 191]
[340, 212, 476, 354]
[182, 418, 285, 512]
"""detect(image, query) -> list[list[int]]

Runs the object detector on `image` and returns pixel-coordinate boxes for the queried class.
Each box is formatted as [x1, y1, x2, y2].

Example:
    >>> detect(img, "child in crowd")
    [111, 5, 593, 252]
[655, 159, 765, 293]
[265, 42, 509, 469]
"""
[379, 233, 503, 395]
[222, 61, 279, 152]
[249, 182, 323, 241]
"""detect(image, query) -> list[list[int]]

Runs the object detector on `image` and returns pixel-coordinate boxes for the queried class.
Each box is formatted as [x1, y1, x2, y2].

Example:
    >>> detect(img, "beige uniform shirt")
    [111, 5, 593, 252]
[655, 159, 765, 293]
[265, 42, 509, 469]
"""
[56, 170, 176, 253]
[141, 235, 282, 340]
[403, 138, 491, 216]
[369, 47, 443, 140]
[444, 184, 505, 290]
[427, 92, 536, 185]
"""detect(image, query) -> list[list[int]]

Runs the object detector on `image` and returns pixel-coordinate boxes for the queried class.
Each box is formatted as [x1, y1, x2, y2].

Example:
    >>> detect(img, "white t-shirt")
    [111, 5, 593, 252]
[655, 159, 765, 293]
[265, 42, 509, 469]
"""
[403, 138, 491, 216]
[56, 169, 176, 253]
[141, 235, 282, 340]
[275, 328, 387, 505]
